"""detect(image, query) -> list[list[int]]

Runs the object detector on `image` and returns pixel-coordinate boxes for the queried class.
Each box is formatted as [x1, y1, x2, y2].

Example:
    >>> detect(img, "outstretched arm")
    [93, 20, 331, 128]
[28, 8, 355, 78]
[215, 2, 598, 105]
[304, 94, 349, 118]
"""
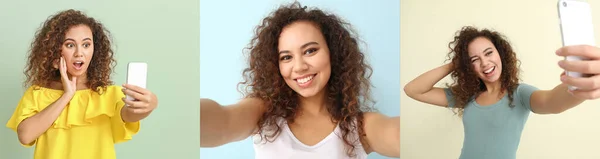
[531, 45, 600, 114]
[362, 112, 400, 157]
[200, 98, 265, 147]
[529, 84, 584, 114]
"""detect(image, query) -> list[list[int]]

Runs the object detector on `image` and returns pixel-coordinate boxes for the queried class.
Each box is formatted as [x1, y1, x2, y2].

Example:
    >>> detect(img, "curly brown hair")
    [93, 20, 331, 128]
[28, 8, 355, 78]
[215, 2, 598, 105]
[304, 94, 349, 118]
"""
[24, 9, 116, 93]
[239, 2, 374, 157]
[445, 26, 521, 116]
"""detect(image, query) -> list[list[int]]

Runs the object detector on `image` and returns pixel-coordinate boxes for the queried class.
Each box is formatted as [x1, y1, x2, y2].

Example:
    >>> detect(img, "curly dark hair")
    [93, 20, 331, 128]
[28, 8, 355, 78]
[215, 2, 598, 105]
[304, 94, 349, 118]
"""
[445, 26, 521, 116]
[24, 9, 115, 93]
[238, 2, 374, 157]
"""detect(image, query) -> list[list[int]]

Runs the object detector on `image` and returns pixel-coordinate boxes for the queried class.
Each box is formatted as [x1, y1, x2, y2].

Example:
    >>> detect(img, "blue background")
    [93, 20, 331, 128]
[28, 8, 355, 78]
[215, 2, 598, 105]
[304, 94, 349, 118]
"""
[199, 0, 400, 158]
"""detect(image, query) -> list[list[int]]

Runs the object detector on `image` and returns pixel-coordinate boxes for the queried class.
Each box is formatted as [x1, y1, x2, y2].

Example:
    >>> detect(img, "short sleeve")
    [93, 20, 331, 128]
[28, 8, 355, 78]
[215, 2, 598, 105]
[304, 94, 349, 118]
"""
[516, 83, 539, 111]
[5, 86, 39, 147]
[444, 88, 457, 108]
[109, 86, 140, 144]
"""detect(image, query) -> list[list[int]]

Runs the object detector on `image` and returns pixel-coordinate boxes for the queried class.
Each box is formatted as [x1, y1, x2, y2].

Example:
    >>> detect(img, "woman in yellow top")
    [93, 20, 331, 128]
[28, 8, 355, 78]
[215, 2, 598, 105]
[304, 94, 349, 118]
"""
[6, 9, 158, 159]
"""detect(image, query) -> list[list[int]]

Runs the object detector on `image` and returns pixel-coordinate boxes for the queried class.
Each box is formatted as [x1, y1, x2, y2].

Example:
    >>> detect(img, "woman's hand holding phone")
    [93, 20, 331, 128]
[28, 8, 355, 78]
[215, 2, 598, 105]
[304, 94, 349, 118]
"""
[557, 45, 600, 99]
[121, 84, 158, 114]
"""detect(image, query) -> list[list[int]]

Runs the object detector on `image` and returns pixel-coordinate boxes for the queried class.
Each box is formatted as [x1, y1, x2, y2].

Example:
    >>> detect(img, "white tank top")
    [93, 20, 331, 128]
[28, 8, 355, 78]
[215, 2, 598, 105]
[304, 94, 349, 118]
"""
[252, 118, 368, 159]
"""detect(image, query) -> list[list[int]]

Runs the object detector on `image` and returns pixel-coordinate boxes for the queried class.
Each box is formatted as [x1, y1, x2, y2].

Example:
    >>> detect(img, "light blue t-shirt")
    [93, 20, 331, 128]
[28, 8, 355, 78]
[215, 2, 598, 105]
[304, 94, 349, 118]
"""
[444, 83, 539, 159]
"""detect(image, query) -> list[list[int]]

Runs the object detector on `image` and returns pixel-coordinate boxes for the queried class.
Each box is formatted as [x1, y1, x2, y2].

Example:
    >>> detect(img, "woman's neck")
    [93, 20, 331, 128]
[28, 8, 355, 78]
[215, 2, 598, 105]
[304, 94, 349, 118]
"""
[298, 90, 329, 118]
[48, 75, 90, 90]
[482, 80, 503, 97]
[75, 75, 89, 89]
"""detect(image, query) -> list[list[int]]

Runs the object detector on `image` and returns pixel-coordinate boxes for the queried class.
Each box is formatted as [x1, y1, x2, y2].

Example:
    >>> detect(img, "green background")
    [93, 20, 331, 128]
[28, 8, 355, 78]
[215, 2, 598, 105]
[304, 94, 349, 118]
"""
[0, 0, 200, 158]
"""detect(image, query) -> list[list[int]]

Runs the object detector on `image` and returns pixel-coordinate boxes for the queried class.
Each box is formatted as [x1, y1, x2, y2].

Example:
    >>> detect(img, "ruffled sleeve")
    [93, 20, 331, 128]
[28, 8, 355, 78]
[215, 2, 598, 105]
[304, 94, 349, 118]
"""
[108, 86, 141, 144]
[5, 85, 141, 146]
[6, 86, 40, 147]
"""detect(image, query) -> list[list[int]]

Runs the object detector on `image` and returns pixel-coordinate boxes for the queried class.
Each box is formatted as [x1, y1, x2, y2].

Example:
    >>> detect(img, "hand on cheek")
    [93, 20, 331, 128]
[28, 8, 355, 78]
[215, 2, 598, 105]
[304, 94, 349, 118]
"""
[59, 57, 77, 96]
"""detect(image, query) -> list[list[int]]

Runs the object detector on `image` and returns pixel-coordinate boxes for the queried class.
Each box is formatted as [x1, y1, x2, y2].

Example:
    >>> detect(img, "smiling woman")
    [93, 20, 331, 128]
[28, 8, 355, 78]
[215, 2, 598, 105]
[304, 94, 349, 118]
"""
[277, 21, 332, 101]
[403, 26, 600, 159]
[5, 9, 158, 159]
[199, 2, 400, 159]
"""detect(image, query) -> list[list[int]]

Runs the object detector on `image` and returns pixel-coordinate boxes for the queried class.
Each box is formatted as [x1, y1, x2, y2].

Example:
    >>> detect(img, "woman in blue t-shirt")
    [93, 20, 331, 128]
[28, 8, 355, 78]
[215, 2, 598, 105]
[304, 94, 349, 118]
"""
[404, 26, 600, 159]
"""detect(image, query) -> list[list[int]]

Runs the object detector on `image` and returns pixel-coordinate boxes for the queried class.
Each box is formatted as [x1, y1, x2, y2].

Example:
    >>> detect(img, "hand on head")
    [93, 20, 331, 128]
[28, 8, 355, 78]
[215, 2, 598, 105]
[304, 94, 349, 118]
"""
[121, 84, 158, 114]
[557, 45, 600, 99]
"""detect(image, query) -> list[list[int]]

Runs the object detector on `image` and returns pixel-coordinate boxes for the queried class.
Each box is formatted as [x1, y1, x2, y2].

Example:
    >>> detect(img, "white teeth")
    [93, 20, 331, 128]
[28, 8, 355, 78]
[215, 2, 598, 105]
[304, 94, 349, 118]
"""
[484, 66, 495, 74]
[75, 62, 83, 64]
[297, 75, 314, 84]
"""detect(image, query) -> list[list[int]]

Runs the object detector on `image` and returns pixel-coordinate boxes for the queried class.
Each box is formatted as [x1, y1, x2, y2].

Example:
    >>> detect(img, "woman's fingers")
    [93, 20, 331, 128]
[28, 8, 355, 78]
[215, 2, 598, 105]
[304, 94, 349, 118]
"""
[569, 88, 600, 100]
[122, 98, 149, 108]
[122, 98, 153, 114]
[59, 57, 67, 77]
[122, 88, 148, 102]
[561, 74, 600, 91]
[122, 84, 150, 95]
[558, 60, 600, 74]
[556, 45, 600, 59]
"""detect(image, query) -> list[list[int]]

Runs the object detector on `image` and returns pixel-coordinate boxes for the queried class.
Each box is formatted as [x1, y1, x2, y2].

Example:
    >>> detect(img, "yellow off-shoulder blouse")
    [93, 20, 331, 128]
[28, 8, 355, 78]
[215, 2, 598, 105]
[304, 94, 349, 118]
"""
[6, 85, 140, 159]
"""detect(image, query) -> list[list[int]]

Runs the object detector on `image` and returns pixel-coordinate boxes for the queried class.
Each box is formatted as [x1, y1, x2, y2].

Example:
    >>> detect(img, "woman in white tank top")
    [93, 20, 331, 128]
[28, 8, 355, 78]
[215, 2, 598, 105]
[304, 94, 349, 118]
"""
[200, 2, 400, 158]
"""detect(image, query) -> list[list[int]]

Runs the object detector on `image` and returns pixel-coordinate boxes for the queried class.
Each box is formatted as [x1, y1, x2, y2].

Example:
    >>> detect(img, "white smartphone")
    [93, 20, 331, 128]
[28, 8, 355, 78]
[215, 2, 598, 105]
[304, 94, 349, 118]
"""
[126, 62, 148, 101]
[558, 0, 596, 90]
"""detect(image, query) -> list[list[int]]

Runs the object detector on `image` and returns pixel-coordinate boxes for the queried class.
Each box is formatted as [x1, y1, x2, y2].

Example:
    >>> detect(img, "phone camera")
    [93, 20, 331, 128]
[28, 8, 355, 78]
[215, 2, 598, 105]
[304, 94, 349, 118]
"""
[563, 2, 567, 7]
